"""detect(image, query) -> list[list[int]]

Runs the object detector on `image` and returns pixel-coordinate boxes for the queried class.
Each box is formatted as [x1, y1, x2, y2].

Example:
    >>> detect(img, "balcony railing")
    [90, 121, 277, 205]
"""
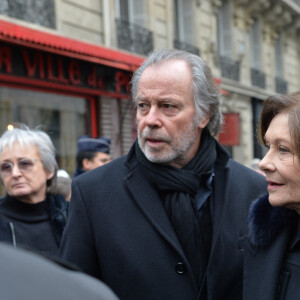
[116, 18, 153, 56]
[174, 40, 200, 56]
[275, 77, 288, 93]
[251, 68, 266, 89]
[219, 56, 240, 81]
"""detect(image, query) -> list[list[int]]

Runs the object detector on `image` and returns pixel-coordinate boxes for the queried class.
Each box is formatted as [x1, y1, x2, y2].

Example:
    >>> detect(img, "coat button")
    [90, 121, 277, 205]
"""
[175, 262, 186, 275]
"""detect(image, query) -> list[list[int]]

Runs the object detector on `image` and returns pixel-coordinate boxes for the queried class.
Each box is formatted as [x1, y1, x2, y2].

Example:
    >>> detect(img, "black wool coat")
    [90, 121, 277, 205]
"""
[243, 194, 300, 300]
[60, 142, 267, 300]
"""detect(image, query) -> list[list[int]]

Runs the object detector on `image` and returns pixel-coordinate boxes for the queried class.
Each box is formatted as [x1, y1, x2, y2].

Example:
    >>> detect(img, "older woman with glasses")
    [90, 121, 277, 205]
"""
[0, 125, 68, 258]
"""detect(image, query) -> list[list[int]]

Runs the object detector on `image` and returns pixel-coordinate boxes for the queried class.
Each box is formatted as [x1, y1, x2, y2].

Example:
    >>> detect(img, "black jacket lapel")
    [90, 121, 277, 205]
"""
[125, 166, 187, 254]
[124, 165, 198, 288]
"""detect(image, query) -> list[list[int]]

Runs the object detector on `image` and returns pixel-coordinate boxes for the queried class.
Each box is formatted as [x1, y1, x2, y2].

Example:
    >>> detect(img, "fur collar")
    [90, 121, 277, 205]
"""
[248, 194, 298, 248]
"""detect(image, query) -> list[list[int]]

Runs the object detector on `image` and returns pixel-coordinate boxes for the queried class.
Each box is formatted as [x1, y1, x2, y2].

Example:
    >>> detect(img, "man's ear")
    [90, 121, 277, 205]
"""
[198, 113, 210, 129]
[82, 158, 92, 171]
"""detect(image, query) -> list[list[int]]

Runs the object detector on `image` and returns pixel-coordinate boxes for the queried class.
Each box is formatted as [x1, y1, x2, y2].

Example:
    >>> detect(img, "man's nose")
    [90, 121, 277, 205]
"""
[144, 107, 162, 127]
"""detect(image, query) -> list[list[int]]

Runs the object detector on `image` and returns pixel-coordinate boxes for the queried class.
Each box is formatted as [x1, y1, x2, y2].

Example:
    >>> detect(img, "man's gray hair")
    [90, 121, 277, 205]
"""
[131, 49, 223, 136]
[0, 124, 58, 193]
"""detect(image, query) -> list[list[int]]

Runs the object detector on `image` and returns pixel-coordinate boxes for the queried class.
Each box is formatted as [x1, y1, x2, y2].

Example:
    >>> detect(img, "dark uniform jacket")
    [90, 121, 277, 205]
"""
[243, 194, 300, 300]
[60, 142, 267, 300]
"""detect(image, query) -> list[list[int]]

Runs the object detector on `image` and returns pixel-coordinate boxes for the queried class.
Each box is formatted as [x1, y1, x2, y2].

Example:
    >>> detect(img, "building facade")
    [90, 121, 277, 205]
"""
[0, 0, 299, 174]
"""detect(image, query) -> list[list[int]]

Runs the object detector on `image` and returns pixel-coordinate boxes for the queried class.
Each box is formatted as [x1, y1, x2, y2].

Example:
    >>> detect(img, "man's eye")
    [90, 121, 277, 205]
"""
[138, 103, 148, 109]
[164, 104, 175, 109]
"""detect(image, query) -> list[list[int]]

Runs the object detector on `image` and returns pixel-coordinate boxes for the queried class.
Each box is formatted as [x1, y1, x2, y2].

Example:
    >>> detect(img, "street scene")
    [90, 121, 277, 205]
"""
[0, 1, 299, 299]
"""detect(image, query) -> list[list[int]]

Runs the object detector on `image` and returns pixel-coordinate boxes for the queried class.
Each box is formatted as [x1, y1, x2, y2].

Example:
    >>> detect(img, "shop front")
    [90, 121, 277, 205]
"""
[0, 19, 144, 175]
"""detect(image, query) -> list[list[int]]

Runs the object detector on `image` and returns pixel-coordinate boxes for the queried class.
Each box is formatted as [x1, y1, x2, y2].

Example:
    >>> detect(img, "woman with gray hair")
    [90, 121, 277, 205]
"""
[0, 124, 68, 258]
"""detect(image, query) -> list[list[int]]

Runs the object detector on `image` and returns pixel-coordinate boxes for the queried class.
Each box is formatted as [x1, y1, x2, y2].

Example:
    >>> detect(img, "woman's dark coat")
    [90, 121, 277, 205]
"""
[243, 194, 300, 300]
[60, 143, 267, 300]
[0, 194, 68, 247]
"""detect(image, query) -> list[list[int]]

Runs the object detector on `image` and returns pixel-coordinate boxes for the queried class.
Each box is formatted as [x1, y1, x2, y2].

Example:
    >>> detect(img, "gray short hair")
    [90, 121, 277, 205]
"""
[0, 124, 58, 194]
[131, 49, 223, 136]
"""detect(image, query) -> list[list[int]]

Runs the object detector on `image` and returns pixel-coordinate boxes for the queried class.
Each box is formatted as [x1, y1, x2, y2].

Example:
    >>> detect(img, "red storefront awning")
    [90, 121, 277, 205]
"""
[0, 18, 144, 72]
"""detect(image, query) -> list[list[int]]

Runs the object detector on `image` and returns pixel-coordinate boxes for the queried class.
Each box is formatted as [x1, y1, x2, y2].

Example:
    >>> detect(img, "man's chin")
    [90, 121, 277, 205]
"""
[144, 150, 174, 165]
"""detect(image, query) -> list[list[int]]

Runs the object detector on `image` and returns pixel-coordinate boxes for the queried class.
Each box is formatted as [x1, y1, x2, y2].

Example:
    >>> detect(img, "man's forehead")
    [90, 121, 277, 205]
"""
[144, 59, 188, 73]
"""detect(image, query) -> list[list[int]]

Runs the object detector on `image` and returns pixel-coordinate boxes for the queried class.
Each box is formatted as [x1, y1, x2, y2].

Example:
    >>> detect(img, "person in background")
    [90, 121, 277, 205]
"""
[60, 49, 267, 300]
[56, 169, 72, 202]
[243, 92, 300, 300]
[0, 242, 119, 300]
[0, 125, 68, 258]
[73, 136, 111, 177]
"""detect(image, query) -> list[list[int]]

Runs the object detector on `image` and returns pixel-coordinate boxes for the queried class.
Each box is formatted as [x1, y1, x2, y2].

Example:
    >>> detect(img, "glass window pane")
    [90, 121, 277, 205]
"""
[0, 87, 89, 175]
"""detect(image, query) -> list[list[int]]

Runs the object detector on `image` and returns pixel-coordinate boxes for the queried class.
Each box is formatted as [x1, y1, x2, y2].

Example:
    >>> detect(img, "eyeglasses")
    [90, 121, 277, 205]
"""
[0, 158, 39, 176]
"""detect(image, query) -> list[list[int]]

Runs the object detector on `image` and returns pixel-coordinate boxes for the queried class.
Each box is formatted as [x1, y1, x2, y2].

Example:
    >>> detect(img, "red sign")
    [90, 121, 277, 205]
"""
[0, 42, 132, 96]
[218, 113, 240, 146]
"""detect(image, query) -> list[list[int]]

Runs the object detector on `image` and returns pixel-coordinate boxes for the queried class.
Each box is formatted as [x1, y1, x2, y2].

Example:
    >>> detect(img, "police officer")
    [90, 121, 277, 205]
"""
[73, 136, 111, 177]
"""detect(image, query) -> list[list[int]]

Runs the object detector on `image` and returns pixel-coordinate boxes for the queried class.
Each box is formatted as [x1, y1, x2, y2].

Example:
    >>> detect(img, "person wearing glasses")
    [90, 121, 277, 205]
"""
[0, 125, 68, 258]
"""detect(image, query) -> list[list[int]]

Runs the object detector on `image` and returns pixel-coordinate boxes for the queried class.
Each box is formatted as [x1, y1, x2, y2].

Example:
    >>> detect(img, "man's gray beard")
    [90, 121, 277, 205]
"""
[137, 118, 199, 166]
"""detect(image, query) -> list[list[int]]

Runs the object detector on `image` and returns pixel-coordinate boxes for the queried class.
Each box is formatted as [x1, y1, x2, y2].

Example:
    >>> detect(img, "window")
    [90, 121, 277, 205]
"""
[249, 19, 265, 89]
[0, 87, 88, 175]
[275, 34, 284, 78]
[116, 0, 147, 26]
[217, 0, 232, 57]
[115, 0, 153, 56]
[0, 0, 55, 29]
[274, 34, 288, 93]
[174, 0, 194, 45]
[250, 19, 262, 70]
[217, 1, 240, 80]
[173, 0, 199, 55]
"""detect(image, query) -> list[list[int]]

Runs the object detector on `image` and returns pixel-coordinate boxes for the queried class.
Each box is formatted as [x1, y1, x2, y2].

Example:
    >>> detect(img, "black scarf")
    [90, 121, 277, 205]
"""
[135, 128, 217, 285]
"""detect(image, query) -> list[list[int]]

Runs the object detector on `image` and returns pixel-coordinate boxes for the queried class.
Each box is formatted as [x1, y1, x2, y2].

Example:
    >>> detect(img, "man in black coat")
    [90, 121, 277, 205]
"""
[60, 49, 267, 300]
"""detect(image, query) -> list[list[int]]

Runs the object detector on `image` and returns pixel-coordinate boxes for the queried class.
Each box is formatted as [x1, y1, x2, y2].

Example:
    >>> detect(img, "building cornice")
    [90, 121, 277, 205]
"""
[220, 77, 275, 100]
